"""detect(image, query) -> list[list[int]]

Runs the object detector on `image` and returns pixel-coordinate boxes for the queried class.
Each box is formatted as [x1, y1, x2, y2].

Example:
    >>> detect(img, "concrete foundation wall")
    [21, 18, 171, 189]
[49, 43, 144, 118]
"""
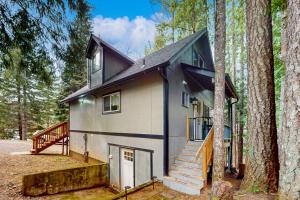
[22, 164, 107, 196]
[70, 132, 164, 181]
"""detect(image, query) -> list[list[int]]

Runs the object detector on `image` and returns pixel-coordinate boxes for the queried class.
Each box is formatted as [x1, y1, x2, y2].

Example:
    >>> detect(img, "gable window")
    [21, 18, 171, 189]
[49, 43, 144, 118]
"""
[90, 46, 103, 73]
[182, 92, 190, 108]
[103, 92, 121, 113]
[192, 48, 204, 68]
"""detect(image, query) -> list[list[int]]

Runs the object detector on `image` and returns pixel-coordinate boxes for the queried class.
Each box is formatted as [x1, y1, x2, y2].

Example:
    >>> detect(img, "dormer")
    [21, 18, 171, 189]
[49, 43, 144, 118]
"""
[86, 35, 134, 89]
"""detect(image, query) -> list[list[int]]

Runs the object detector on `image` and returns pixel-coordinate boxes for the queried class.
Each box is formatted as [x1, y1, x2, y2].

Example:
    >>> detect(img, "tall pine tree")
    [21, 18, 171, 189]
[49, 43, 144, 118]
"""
[56, 0, 92, 121]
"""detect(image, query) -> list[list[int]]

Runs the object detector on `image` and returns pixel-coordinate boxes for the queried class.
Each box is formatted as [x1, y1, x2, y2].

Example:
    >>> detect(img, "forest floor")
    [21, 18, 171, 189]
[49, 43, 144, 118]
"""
[0, 140, 278, 200]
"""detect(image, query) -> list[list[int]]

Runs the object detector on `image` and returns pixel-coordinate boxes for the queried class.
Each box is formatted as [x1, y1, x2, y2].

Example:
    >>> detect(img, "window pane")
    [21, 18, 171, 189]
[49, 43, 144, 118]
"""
[92, 50, 101, 72]
[103, 96, 110, 112]
[111, 93, 120, 111]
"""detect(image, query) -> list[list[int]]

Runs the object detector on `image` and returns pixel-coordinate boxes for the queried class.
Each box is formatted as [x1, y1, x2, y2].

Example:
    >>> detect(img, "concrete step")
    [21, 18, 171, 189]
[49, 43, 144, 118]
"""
[180, 148, 198, 154]
[169, 170, 203, 185]
[163, 176, 201, 195]
[175, 158, 202, 169]
[177, 154, 200, 162]
[187, 141, 203, 146]
[183, 144, 202, 151]
[171, 164, 202, 176]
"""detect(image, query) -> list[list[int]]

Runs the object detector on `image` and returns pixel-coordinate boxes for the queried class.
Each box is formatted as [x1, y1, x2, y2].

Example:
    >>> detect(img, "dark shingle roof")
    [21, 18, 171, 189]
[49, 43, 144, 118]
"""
[62, 29, 207, 103]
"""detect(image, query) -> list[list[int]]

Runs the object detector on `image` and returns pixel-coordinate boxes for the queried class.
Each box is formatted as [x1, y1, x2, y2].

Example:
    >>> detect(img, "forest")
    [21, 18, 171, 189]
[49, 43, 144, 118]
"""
[0, 0, 299, 199]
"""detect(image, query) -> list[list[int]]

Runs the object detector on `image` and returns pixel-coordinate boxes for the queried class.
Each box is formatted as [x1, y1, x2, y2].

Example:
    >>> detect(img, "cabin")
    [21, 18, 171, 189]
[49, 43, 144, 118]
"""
[31, 29, 237, 195]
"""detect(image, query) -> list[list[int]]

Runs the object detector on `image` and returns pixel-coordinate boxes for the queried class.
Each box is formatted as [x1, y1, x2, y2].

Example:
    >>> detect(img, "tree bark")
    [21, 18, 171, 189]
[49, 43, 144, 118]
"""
[241, 0, 279, 193]
[212, 0, 226, 182]
[17, 82, 23, 140]
[231, 0, 237, 170]
[238, 32, 245, 176]
[278, 0, 300, 199]
[22, 85, 27, 140]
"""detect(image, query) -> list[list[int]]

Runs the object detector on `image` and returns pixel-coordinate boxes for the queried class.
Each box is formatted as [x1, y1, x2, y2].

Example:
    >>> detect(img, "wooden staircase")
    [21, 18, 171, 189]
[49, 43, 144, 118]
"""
[30, 121, 69, 154]
[163, 127, 214, 195]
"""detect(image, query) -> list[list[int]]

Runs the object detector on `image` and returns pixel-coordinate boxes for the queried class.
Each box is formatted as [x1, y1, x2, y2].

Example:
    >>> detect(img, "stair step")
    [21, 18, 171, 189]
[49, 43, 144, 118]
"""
[180, 148, 198, 154]
[175, 158, 202, 169]
[169, 170, 203, 185]
[171, 164, 202, 176]
[187, 141, 203, 146]
[177, 154, 201, 162]
[183, 145, 202, 151]
[163, 176, 202, 195]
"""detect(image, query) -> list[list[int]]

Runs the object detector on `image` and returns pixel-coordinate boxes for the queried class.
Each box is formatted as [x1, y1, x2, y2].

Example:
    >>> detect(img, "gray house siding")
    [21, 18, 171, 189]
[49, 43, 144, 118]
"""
[103, 50, 129, 81]
[69, 72, 164, 187]
[167, 44, 214, 168]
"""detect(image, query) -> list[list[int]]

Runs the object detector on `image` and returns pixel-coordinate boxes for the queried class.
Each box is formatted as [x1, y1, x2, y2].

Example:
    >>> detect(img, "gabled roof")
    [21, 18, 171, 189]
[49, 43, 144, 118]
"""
[86, 34, 135, 64]
[62, 29, 208, 103]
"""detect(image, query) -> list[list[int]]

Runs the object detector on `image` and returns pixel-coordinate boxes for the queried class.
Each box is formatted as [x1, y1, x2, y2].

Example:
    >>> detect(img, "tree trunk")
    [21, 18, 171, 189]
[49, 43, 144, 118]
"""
[17, 83, 23, 140]
[22, 85, 27, 140]
[231, 0, 237, 170]
[212, 0, 226, 182]
[241, 0, 279, 192]
[278, 1, 300, 199]
[238, 32, 245, 176]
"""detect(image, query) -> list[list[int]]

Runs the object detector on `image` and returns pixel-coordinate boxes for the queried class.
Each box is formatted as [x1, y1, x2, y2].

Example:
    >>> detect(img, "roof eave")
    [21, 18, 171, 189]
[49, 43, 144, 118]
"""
[61, 61, 170, 104]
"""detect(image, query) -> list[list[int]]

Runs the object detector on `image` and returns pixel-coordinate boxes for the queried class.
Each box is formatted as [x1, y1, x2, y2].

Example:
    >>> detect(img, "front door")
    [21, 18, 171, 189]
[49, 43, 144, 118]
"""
[121, 149, 134, 189]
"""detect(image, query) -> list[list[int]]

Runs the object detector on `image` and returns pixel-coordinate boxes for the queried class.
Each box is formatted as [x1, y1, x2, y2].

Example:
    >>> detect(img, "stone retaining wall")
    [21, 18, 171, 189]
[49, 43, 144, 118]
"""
[22, 163, 108, 196]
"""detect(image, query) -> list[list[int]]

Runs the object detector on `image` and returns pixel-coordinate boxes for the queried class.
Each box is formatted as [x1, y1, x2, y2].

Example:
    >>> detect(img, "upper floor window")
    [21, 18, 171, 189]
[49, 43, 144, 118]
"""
[90, 46, 103, 73]
[182, 91, 190, 108]
[103, 91, 121, 114]
[192, 49, 204, 68]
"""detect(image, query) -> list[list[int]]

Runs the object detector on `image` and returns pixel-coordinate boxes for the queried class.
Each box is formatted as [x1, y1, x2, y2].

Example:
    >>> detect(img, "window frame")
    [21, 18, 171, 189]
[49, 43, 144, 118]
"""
[90, 46, 103, 73]
[102, 91, 121, 114]
[192, 48, 205, 68]
[182, 91, 190, 108]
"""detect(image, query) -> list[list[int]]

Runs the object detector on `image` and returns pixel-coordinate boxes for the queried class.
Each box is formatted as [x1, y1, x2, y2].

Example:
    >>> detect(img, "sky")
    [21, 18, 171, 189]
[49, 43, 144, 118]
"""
[88, 0, 161, 59]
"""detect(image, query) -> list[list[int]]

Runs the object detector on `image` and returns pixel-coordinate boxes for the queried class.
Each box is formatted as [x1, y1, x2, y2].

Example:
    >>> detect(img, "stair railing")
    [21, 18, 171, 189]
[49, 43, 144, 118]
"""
[32, 121, 68, 153]
[194, 127, 214, 186]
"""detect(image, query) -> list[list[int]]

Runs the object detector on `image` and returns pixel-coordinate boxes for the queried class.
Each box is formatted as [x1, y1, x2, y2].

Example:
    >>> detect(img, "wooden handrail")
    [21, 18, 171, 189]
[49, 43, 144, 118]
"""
[32, 121, 69, 154]
[186, 114, 190, 142]
[195, 127, 214, 186]
[32, 121, 68, 139]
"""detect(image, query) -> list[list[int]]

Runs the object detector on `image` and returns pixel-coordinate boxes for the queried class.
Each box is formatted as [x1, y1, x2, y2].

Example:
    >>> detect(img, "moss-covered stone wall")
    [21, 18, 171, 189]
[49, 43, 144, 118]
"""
[22, 163, 108, 196]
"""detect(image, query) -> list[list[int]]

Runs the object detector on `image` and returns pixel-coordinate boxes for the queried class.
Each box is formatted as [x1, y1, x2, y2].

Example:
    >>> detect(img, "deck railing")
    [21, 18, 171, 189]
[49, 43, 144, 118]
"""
[32, 121, 68, 154]
[195, 127, 214, 186]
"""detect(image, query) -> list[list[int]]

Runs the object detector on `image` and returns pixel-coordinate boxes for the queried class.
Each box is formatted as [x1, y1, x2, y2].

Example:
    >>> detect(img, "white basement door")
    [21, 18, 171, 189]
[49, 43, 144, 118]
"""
[121, 148, 134, 189]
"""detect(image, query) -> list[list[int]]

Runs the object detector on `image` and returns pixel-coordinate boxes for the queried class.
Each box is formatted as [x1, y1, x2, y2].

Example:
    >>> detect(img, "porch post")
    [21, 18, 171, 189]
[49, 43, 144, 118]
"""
[229, 99, 233, 170]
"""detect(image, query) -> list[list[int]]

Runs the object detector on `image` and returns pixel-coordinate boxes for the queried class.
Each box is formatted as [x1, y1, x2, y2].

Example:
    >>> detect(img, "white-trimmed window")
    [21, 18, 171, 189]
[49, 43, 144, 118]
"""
[90, 46, 103, 73]
[103, 92, 121, 113]
[182, 92, 190, 108]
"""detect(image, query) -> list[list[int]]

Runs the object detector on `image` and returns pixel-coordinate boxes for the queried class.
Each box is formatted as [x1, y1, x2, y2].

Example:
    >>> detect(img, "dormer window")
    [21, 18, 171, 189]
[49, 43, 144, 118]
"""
[90, 46, 103, 73]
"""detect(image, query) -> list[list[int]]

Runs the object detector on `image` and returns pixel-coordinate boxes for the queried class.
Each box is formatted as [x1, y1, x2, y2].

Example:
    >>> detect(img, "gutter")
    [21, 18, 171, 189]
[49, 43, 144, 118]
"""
[61, 62, 169, 104]
[158, 65, 169, 176]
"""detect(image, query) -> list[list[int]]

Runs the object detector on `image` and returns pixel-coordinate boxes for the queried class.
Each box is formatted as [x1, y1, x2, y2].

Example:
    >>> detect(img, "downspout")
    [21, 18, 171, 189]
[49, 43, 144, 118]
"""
[229, 98, 238, 171]
[158, 66, 169, 176]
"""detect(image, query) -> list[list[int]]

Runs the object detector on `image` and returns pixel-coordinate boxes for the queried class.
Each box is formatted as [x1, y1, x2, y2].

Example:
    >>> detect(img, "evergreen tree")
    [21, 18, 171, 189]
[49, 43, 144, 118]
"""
[56, 0, 92, 121]
[241, 0, 279, 192]
[278, 0, 299, 199]
[212, 0, 226, 186]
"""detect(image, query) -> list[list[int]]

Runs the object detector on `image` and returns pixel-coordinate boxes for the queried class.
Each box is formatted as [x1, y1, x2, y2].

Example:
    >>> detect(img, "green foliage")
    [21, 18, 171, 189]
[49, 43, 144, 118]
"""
[148, 0, 208, 53]
[0, 0, 84, 139]
[56, 0, 92, 121]
[251, 185, 261, 193]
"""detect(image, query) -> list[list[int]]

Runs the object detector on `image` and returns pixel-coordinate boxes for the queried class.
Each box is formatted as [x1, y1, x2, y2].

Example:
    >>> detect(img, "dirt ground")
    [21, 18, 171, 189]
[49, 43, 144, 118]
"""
[0, 140, 278, 200]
